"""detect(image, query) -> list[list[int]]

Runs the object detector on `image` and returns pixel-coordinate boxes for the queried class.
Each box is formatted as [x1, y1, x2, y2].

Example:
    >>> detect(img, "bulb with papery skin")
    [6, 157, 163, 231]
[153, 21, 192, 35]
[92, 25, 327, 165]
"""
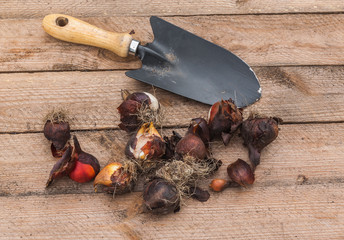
[69, 161, 96, 183]
[44, 120, 71, 151]
[175, 120, 208, 160]
[68, 136, 100, 183]
[227, 159, 255, 187]
[118, 90, 160, 132]
[46, 145, 75, 187]
[125, 122, 165, 161]
[190, 118, 210, 147]
[93, 162, 134, 194]
[143, 178, 180, 215]
[163, 131, 182, 160]
[241, 117, 280, 168]
[208, 99, 242, 146]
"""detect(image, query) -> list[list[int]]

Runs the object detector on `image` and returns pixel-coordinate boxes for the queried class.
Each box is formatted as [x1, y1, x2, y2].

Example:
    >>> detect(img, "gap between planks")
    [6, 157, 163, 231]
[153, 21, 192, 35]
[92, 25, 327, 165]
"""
[2, 14, 344, 73]
[0, 66, 344, 133]
[2, 0, 344, 19]
[1, 184, 343, 240]
[1, 121, 344, 135]
[1, 124, 344, 196]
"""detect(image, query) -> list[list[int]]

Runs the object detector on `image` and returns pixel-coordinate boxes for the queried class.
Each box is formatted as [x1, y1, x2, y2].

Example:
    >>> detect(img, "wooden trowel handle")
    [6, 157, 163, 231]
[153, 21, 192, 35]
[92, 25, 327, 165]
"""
[42, 14, 133, 58]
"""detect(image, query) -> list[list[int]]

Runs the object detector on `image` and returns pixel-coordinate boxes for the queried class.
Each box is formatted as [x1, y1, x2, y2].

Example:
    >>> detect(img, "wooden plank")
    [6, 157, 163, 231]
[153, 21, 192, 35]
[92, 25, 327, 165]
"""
[1, 124, 343, 196]
[0, 66, 343, 133]
[1, 0, 344, 19]
[1, 14, 344, 72]
[1, 184, 343, 239]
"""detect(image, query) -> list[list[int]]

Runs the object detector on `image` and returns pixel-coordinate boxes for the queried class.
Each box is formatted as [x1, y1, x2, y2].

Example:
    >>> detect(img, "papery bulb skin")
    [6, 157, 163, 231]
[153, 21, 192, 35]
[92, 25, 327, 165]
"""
[175, 133, 207, 160]
[241, 117, 280, 168]
[44, 121, 71, 150]
[163, 131, 182, 160]
[117, 90, 160, 132]
[51, 144, 70, 158]
[175, 121, 208, 160]
[117, 100, 141, 132]
[190, 118, 210, 147]
[94, 162, 134, 194]
[125, 122, 165, 161]
[227, 159, 255, 187]
[189, 187, 210, 202]
[208, 99, 242, 145]
[46, 146, 75, 187]
[125, 91, 159, 112]
[143, 178, 180, 215]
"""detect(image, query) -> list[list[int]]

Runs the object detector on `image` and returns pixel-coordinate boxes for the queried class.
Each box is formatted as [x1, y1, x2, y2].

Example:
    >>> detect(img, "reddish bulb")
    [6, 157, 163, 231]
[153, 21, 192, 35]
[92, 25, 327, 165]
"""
[68, 136, 100, 183]
[69, 160, 96, 183]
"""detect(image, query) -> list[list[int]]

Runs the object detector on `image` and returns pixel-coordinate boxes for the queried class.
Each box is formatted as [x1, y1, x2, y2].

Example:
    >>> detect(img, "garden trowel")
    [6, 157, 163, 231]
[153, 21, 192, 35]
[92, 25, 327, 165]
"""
[43, 14, 261, 107]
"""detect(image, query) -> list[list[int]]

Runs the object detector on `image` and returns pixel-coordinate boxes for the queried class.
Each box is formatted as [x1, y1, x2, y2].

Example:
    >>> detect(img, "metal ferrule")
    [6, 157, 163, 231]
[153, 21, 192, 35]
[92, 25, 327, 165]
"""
[129, 39, 140, 55]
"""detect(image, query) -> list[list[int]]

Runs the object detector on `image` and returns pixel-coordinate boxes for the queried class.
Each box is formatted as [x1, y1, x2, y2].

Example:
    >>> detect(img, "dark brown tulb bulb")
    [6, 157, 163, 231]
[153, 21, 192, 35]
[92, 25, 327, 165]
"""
[188, 187, 210, 202]
[143, 178, 180, 215]
[163, 131, 182, 160]
[175, 120, 208, 160]
[190, 118, 210, 147]
[117, 90, 160, 132]
[241, 117, 280, 168]
[227, 159, 255, 187]
[208, 99, 243, 145]
[44, 120, 71, 151]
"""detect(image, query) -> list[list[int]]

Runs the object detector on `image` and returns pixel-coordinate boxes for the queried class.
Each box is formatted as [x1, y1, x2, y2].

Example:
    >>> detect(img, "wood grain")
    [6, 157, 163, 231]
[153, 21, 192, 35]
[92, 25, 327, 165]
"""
[1, 0, 344, 19]
[1, 124, 343, 196]
[1, 14, 344, 72]
[0, 184, 343, 239]
[0, 66, 343, 133]
[1, 2, 344, 240]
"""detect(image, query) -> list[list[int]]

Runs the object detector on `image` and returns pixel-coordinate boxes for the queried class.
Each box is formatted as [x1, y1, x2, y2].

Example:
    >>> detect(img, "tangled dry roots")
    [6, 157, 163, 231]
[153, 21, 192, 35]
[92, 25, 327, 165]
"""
[122, 160, 139, 183]
[155, 156, 221, 203]
[123, 157, 165, 182]
[43, 108, 70, 123]
[137, 104, 165, 129]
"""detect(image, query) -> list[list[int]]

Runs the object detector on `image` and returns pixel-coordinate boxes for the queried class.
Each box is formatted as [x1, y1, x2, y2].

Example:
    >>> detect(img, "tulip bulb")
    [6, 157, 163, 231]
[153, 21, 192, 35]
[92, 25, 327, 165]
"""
[143, 178, 180, 215]
[125, 122, 165, 161]
[68, 136, 100, 183]
[227, 159, 255, 187]
[94, 162, 134, 194]
[118, 90, 160, 132]
[44, 120, 71, 151]
[241, 117, 280, 168]
[175, 120, 208, 160]
[208, 99, 243, 145]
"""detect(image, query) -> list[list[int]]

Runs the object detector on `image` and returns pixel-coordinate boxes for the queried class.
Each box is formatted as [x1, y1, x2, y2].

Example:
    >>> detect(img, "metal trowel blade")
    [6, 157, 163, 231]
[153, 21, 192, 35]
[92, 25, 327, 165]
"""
[126, 16, 261, 107]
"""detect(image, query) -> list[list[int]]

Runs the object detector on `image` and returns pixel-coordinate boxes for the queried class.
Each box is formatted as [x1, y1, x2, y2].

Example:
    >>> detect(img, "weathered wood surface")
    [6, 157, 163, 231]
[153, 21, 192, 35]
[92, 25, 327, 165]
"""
[1, 14, 344, 73]
[1, 185, 343, 239]
[1, 124, 343, 196]
[1, 66, 343, 133]
[1, 0, 344, 18]
[1, 1, 344, 239]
